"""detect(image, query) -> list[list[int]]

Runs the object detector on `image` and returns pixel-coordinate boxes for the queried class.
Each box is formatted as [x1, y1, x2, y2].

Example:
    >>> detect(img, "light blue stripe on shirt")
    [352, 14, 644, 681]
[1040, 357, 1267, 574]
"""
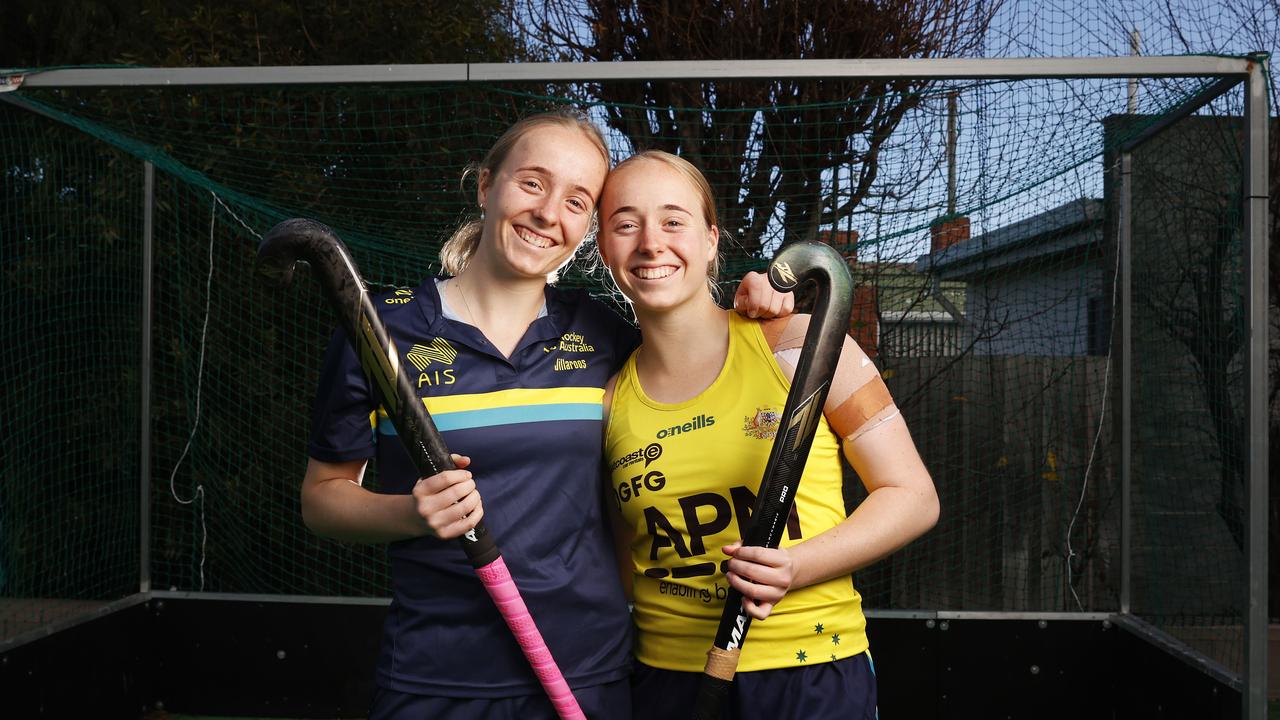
[378, 402, 602, 435]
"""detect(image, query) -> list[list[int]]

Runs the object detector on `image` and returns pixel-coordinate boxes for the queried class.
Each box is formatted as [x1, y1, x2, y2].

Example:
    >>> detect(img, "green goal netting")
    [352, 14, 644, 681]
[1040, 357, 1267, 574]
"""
[0, 64, 1258, 680]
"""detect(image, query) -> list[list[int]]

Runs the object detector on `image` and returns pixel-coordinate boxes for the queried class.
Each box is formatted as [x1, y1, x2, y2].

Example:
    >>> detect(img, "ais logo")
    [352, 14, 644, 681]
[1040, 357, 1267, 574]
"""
[406, 337, 458, 387]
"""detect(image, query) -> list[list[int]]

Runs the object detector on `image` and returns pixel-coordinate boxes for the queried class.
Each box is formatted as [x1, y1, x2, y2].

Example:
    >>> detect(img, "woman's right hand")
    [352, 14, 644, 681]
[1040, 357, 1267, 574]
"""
[412, 454, 484, 539]
[722, 542, 795, 620]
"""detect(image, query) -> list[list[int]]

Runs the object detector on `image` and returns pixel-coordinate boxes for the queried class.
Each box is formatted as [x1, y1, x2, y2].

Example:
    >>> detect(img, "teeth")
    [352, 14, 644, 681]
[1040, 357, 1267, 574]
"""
[516, 227, 552, 249]
[634, 266, 676, 280]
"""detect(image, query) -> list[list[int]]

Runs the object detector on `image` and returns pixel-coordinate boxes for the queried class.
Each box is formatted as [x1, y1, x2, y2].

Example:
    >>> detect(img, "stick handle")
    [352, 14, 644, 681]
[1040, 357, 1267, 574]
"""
[691, 242, 854, 720]
[476, 557, 586, 720]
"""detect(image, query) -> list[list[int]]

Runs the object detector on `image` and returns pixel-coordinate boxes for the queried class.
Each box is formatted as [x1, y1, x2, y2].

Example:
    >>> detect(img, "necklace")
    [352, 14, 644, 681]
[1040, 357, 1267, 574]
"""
[452, 277, 479, 328]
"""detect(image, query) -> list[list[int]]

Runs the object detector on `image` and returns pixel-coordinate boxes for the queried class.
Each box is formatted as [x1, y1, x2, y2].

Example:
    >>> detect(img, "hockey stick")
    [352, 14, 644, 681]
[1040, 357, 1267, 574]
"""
[258, 218, 585, 720]
[690, 242, 854, 720]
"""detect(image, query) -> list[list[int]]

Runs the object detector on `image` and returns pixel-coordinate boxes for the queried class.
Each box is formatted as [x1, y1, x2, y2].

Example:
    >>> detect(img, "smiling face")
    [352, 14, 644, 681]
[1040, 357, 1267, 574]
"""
[598, 154, 720, 313]
[474, 123, 609, 281]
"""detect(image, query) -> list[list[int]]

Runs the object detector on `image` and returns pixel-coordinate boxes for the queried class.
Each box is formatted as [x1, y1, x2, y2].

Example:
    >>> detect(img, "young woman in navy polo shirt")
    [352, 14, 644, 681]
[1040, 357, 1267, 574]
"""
[300, 111, 792, 720]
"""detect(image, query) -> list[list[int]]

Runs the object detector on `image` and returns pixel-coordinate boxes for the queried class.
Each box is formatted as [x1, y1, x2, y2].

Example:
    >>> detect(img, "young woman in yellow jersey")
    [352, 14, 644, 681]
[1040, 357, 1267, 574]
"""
[598, 151, 939, 719]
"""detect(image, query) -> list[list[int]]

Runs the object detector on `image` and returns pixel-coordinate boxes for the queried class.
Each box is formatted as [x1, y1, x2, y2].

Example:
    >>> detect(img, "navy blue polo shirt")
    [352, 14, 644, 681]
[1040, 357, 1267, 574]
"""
[308, 278, 639, 698]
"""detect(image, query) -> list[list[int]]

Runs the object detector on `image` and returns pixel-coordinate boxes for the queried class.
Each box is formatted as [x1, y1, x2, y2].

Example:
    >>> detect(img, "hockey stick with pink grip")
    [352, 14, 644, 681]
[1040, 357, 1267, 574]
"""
[259, 218, 584, 720]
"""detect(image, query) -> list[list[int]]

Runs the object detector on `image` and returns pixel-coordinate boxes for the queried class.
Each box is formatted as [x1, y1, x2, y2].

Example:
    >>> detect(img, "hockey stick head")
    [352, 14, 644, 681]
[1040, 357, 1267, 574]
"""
[766, 241, 854, 341]
[257, 218, 351, 290]
[766, 241, 852, 296]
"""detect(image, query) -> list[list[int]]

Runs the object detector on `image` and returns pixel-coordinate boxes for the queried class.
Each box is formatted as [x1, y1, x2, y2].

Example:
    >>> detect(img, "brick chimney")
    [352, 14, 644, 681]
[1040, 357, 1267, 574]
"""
[849, 284, 879, 358]
[930, 215, 970, 254]
[818, 229, 858, 261]
[818, 230, 873, 354]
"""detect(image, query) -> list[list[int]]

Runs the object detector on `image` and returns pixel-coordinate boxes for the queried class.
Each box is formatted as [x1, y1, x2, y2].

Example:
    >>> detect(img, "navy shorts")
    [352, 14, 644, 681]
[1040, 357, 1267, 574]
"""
[631, 652, 877, 720]
[370, 677, 631, 720]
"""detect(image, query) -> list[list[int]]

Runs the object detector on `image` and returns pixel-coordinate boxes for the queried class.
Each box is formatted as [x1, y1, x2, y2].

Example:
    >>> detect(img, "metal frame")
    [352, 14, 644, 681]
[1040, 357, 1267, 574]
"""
[1108, 53, 1270, 720]
[2, 56, 1257, 86]
[1242, 59, 1270, 720]
[1112, 614, 1246, 692]
[147, 590, 392, 605]
[0, 593, 150, 653]
[1119, 151, 1133, 617]
[140, 161, 154, 595]
[1, 55, 1267, 719]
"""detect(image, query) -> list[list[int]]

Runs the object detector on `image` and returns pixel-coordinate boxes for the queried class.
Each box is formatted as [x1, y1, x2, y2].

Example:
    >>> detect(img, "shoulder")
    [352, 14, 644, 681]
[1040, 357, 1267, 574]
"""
[369, 279, 439, 331]
[319, 279, 438, 378]
[549, 286, 639, 349]
[759, 313, 812, 352]
[549, 286, 631, 325]
[370, 278, 434, 303]
[757, 314, 878, 389]
[769, 313, 873, 370]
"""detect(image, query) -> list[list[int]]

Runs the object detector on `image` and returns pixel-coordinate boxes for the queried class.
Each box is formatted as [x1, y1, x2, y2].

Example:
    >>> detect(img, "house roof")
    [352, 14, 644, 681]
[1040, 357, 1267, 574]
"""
[914, 198, 1104, 280]
[847, 261, 966, 315]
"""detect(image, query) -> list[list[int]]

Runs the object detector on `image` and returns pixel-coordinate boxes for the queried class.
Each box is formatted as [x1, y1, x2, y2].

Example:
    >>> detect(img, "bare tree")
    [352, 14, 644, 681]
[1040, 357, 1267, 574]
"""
[527, 0, 1000, 257]
[1143, 197, 1247, 549]
[1118, 0, 1279, 612]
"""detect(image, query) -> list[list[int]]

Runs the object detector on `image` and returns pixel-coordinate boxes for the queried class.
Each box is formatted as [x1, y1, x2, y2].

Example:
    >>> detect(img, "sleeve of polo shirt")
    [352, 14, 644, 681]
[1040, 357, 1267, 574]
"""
[307, 326, 378, 463]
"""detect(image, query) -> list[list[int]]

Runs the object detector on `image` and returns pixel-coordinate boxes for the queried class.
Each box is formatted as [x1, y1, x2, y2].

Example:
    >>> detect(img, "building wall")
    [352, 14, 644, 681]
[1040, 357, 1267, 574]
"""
[964, 257, 1107, 357]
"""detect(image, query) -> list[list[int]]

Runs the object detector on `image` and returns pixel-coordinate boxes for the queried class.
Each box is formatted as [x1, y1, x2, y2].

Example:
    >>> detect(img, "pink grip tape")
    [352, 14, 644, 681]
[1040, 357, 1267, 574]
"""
[476, 558, 586, 720]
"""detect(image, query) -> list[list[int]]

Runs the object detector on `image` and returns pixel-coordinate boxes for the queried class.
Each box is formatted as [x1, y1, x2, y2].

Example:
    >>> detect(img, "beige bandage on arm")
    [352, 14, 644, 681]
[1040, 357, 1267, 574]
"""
[764, 315, 896, 441]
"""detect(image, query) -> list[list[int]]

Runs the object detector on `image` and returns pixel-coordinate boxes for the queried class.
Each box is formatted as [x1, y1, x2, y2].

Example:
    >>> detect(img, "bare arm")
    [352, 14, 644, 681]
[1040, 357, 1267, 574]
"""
[301, 455, 484, 543]
[786, 412, 938, 587]
[607, 496, 636, 602]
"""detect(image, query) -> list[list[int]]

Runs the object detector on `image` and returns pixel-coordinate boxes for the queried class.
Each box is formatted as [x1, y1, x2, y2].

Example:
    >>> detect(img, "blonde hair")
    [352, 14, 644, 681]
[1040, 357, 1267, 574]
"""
[609, 150, 723, 293]
[439, 109, 610, 277]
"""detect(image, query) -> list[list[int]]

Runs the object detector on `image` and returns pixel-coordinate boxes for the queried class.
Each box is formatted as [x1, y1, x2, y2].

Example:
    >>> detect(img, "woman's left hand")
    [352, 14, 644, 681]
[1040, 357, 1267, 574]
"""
[722, 542, 795, 620]
[733, 271, 795, 319]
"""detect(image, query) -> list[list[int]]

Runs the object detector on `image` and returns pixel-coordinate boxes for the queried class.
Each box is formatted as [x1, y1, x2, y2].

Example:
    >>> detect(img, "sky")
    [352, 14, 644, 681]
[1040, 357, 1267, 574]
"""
[520, 0, 1277, 259]
[855, 0, 1277, 259]
[989, 0, 1276, 60]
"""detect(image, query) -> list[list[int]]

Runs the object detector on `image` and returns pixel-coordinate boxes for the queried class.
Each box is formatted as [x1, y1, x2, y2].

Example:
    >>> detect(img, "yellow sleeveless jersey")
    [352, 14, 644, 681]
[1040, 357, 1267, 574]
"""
[605, 310, 868, 672]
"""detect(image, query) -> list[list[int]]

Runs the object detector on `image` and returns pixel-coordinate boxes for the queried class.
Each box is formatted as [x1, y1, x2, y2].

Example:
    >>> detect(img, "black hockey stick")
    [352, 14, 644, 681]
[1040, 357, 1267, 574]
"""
[691, 241, 854, 720]
[258, 218, 585, 720]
